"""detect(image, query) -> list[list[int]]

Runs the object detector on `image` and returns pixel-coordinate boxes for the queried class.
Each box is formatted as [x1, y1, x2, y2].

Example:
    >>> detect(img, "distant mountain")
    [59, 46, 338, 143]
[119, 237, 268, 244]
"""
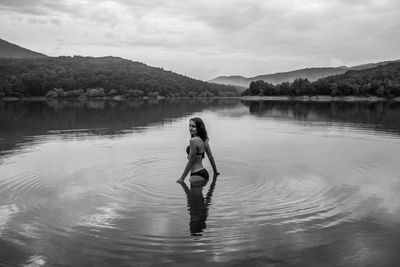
[0, 38, 48, 58]
[209, 76, 250, 89]
[210, 60, 399, 89]
[241, 60, 400, 98]
[252, 67, 348, 84]
[210, 67, 348, 89]
[346, 60, 400, 71]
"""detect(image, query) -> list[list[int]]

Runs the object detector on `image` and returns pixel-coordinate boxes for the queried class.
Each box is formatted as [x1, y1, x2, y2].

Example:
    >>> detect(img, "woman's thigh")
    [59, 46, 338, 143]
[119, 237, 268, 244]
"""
[189, 175, 207, 184]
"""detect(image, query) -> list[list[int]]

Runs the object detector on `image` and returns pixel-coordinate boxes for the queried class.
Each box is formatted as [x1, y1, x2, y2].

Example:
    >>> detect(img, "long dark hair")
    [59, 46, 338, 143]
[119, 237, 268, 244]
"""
[190, 117, 208, 141]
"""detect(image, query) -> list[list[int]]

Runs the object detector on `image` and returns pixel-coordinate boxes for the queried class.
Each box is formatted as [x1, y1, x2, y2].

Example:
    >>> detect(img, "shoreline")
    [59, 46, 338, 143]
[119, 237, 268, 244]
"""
[241, 95, 400, 102]
[0, 96, 242, 102]
[2, 95, 400, 102]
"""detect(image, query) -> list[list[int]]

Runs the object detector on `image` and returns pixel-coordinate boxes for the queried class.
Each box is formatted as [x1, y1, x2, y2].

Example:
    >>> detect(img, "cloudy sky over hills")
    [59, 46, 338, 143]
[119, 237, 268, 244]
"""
[1, 0, 399, 80]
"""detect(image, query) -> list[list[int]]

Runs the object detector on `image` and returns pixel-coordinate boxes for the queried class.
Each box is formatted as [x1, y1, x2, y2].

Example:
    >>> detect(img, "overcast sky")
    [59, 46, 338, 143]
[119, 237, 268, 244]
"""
[1, 0, 399, 80]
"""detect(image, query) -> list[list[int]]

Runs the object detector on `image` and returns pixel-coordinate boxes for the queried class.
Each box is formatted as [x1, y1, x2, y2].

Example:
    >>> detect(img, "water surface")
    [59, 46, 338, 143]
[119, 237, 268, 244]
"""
[1, 99, 400, 266]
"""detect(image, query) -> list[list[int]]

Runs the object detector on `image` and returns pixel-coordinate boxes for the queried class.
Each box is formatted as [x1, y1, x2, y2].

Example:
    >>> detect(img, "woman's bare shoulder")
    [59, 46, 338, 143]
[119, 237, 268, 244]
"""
[190, 136, 202, 144]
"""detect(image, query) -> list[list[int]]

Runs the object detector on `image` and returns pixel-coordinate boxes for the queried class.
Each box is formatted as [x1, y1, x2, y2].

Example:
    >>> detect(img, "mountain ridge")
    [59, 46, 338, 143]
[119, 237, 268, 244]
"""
[0, 38, 238, 97]
[210, 61, 399, 89]
[0, 38, 48, 58]
[241, 60, 400, 98]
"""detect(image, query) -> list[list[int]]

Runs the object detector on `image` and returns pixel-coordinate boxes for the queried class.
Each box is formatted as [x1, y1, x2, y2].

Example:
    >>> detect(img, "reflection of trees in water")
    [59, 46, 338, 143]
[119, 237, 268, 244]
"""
[0, 98, 239, 154]
[0, 99, 238, 133]
[179, 176, 218, 236]
[242, 100, 400, 133]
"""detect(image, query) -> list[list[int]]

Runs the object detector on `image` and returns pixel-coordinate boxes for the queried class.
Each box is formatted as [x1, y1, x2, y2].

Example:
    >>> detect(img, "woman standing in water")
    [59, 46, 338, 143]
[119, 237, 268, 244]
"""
[177, 117, 219, 183]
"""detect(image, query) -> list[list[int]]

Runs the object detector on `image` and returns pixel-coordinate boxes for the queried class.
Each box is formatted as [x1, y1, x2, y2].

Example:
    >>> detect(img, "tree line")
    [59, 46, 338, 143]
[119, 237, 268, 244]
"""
[0, 56, 238, 98]
[242, 61, 400, 98]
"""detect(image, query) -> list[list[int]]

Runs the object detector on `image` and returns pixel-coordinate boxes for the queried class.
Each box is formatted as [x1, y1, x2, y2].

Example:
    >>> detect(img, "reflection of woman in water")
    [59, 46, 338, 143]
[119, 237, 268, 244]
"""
[179, 174, 218, 235]
[176, 117, 219, 183]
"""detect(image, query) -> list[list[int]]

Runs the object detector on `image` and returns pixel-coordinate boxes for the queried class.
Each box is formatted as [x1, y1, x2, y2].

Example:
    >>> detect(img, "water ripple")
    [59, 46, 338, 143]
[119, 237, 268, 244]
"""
[1, 116, 399, 266]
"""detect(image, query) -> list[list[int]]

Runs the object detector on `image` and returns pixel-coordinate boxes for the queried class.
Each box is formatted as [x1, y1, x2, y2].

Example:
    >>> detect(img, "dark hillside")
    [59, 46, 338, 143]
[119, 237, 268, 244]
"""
[0, 56, 238, 97]
[0, 38, 48, 58]
[241, 60, 400, 97]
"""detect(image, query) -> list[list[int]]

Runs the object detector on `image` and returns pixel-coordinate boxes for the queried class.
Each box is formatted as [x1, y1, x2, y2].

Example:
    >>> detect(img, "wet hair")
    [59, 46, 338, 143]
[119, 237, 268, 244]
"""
[190, 117, 208, 141]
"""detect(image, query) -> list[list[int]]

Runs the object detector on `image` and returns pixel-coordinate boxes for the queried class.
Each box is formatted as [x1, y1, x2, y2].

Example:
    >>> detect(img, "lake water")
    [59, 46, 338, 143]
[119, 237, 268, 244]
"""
[1, 99, 400, 266]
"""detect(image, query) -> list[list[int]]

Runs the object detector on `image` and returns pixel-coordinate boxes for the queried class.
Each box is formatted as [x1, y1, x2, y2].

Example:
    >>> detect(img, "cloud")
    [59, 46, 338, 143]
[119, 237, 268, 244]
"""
[182, 0, 269, 32]
[50, 18, 61, 26]
[0, 0, 73, 15]
[1, 0, 399, 79]
[27, 18, 49, 25]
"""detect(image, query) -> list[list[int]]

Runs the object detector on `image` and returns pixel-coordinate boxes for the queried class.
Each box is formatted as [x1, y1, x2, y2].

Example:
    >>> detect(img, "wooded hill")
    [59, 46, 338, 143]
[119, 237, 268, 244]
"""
[242, 61, 400, 98]
[0, 38, 47, 59]
[0, 56, 238, 98]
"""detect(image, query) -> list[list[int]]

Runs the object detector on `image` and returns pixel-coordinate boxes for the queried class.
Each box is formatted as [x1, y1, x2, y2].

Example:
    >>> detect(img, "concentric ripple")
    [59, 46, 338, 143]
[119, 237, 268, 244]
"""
[1, 105, 400, 266]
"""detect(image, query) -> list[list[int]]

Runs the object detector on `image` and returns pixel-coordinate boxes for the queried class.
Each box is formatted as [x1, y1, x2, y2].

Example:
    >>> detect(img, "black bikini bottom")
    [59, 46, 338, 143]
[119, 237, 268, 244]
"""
[191, 168, 209, 180]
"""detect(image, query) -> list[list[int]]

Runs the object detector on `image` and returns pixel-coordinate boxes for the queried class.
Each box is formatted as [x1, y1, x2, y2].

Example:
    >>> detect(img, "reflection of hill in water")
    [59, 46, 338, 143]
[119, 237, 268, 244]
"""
[242, 100, 400, 135]
[0, 98, 239, 154]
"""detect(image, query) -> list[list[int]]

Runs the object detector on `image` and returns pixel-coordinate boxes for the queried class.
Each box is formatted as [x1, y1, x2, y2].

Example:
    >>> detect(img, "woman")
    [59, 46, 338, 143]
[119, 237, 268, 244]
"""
[176, 117, 219, 183]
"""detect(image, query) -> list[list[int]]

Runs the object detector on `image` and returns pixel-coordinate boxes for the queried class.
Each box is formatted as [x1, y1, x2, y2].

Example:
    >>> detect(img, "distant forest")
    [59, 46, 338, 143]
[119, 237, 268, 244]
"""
[242, 61, 400, 98]
[0, 56, 238, 98]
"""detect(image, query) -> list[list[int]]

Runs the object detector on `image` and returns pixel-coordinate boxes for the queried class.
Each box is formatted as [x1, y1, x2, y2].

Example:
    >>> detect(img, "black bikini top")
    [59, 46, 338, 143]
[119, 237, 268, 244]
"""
[186, 145, 205, 158]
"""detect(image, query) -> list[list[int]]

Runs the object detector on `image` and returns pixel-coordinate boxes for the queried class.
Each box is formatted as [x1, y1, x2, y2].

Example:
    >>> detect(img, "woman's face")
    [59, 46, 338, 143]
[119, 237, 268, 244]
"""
[189, 120, 197, 136]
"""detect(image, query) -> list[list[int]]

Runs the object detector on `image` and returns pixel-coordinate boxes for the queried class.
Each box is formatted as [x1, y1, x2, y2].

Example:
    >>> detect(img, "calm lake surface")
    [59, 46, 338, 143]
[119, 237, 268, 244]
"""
[1, 99, 400, 266]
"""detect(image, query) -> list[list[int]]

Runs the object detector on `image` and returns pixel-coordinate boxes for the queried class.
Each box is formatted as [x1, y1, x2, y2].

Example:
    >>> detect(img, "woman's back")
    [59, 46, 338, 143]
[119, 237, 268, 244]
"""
[188, 137, 206, 172]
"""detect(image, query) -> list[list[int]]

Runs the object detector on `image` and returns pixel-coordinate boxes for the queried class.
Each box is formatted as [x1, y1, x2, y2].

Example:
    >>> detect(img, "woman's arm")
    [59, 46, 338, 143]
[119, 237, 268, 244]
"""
[177, 138, 197, 182]
[204, 140, 219, 175]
